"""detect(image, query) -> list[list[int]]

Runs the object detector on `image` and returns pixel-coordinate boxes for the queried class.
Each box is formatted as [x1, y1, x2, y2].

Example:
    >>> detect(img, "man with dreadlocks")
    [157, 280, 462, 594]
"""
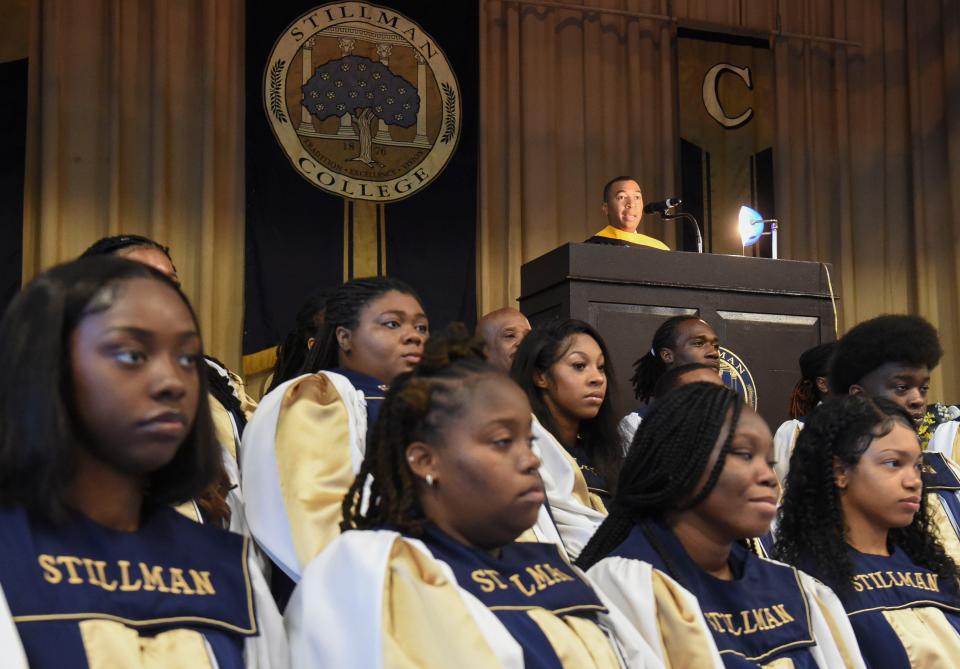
[776, 397, 960, 667]
[576, 383, 864, 668]
[285, 325, 661, 667]
[619, 315, 720, 444]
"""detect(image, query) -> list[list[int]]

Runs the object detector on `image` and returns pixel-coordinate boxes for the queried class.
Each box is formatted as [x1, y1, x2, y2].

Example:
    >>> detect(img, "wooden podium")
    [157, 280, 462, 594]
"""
[519, 243, 838, 430]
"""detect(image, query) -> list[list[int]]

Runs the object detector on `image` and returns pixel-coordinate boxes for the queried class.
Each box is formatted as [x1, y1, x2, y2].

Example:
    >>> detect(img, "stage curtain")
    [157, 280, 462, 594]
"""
[480, 0, 960, 401]
[22, 0, 245, 372]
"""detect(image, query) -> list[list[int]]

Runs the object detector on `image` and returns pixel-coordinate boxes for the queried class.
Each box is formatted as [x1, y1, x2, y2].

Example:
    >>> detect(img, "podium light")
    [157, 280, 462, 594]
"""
[738, 205, 779, 259]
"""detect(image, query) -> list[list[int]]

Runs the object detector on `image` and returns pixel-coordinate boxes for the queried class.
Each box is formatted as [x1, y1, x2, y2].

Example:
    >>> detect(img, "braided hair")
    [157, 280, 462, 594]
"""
[510, 319, 624, 494]
[576, 383, 742, 572]
[774, 396, 957, 593]
[300, 277, 422, 375]
[267, 288, 333, 393]
[787, 342, 837, 419]
[630, 315, 701, 403]
[341, 323, 498, 535]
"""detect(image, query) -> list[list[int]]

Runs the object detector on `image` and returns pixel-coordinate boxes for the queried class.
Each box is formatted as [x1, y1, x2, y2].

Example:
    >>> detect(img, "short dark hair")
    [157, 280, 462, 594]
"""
[830, 315, 942, 394]
[300, 277, 423, 375]
[81, 234, 173, 261]
[342, 323, 498, 535]
[775, 395, 957, 592]
[0, 256, 220, 524]
[602, 175, 639, 202]
[651, 362, 718, 399]
[630, 315, 702, 402]
[576, 383, 742, 572]
[510, 318, 624, 494]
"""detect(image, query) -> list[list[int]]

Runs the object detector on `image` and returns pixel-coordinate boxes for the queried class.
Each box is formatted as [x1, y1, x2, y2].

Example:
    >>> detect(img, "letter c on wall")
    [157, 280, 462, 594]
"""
[702, 63, 754, 129]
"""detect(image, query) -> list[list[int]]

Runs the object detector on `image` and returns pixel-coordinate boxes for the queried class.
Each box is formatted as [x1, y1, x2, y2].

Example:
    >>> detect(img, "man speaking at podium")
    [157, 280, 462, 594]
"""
[586, 176, 670, 250]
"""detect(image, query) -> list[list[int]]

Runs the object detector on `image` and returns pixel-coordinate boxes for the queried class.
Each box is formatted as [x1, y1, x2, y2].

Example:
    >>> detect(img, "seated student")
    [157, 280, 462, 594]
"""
[476, 306, 532, 372]
[620, 315, 721, 443]
[772, 342, 836, 483]
[0, 257, 285, 668]
[285, 326, 660, 668]
[81, 235, 253, 531]
[511, 319, 623, 557]
[830, 314, 960, 559]
[576, 383, 863, 668]
[776, 396, 960, 668]
[585, 176, 670, 250]
[241, 277, 429, 586]
[264, 287, 333, 395]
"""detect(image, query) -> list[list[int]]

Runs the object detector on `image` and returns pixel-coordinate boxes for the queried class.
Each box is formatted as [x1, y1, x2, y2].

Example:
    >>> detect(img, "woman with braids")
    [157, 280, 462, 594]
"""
[771, 342, 836, 482]
[510, 319, 622, 558]
[263, 287, 333, 394]
[80, 235, 254, 531]
[619, 315, 720, 444]
[776, 396, 960, 667]
[285, 325, 661, 667]
[577, 383, 864, 668]
[241, 276, 429, 593]
[0, 257, 285, 668]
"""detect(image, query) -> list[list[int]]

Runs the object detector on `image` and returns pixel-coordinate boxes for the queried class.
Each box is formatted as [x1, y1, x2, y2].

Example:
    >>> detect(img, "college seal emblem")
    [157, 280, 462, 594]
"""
[263, 2, 461, 201]
[719, 346, 758, 410]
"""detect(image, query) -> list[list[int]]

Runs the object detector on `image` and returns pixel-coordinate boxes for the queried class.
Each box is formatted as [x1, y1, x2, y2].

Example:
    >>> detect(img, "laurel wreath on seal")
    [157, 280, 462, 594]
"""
[269, 60, 288, 124]
[440, 82, 456, 144]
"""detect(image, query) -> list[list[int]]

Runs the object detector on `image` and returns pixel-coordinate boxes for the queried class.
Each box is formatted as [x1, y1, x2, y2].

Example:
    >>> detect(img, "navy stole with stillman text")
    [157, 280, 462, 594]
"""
[419, 525, 607, 669]
[0, 506, 257, 669]
[610, 521, 818, 668]
[840, 546, 960, 669]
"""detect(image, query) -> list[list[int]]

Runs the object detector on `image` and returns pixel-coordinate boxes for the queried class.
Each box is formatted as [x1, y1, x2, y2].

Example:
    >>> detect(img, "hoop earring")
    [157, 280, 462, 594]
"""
[425, 474, 435, 487]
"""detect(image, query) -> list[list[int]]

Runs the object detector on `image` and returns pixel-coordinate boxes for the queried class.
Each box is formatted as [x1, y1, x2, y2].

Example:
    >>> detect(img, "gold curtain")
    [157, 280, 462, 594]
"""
[480, 0, 960, 402]
[22, 0, 245, 372]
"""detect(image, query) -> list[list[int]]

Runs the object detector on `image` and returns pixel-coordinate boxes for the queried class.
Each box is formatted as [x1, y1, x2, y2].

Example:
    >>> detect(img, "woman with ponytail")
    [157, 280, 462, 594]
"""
[577, 383, 864, 668]
[241, 277, 428, 598]
[286, 324, 660, 667]
[772, 342, 836, 482]
[620, 316, 720, 444]
[264, 287, 333, 394]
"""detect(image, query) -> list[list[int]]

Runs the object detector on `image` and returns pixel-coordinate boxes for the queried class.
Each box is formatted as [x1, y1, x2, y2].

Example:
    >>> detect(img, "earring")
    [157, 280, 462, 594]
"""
[425, 474, 435, 487]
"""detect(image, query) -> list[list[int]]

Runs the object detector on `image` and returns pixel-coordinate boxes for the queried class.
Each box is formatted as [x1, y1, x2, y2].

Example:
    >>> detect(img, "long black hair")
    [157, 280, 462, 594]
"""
[341, 323, 498, 535]
[774, 396, 957, 593]
[510, 318, 624, 494]
[267, 288, 333, 393]
[0, 256, 220, 524]
[576, 383, 742, 571]
[300, 277, 422, 375]
[630, 315, 701, 403]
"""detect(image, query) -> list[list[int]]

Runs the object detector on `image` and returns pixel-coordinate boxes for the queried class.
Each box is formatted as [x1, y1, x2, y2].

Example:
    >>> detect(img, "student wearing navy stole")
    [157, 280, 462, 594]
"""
[776, 396, 960, 667]
[286, 326, 661, 667]
[241, 277, 429, 595]
[577, 383, 864, 668]
[0, 257, 285, 668]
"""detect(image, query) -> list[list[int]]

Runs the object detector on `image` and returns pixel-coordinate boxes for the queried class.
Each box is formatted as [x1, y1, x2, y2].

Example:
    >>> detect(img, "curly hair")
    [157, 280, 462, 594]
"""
[774, 395, 957, 593]
[300, 277, 422, 376]
[576, 383, 742, 571]
[830, 315, 942, 394]
[510, 319, 624, 495]
[788, 342, 837, 419]
[629, 315, 701, 403]
[341, 323, 499, 535]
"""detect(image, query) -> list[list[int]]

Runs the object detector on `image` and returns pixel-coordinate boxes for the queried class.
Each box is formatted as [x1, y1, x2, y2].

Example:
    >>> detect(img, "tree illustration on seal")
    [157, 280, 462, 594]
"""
[302, 55, 420, 166]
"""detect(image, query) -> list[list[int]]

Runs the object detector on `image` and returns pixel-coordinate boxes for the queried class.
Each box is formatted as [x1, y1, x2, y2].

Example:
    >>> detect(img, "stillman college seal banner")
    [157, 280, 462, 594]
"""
[263, 3, 461, 201]
[244, 1, 478, 368]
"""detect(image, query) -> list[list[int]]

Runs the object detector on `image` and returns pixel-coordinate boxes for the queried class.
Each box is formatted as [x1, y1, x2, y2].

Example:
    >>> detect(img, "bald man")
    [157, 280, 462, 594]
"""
[476, 307, 532, 372]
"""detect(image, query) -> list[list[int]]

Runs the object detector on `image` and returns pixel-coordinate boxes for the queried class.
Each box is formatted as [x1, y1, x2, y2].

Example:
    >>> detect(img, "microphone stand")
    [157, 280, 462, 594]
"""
[661, 212, 704, 254]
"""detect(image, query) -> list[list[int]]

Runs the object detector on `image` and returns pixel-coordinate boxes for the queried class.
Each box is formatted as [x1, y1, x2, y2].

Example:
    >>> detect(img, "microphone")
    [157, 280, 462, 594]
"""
[643, 198, 682, 215]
